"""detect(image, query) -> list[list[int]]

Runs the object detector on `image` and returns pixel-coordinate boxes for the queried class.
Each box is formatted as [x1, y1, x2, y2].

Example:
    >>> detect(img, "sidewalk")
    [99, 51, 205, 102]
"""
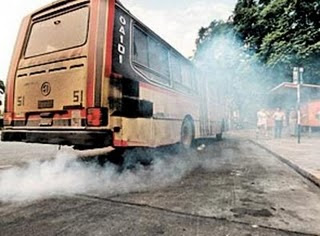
[228, 129, 320, 187]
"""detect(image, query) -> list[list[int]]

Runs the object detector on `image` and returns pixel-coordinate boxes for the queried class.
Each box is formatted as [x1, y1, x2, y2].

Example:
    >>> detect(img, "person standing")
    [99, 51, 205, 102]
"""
[273, 107, 286, 138]
[257, 109, 268, 138]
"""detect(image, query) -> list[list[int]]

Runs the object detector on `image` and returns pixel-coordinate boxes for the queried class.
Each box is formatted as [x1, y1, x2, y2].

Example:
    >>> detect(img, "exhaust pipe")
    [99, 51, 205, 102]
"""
[74, 146, 116, 159]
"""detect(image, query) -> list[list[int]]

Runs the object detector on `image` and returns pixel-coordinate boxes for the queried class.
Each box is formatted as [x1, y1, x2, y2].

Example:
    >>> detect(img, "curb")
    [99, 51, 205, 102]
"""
[249, 139, 320, 188]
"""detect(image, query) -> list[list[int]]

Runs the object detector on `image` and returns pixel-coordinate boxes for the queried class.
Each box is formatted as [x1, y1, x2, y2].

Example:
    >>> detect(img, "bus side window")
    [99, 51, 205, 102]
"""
[191, 71, 198, 93]
[170, 55, 182, 83]
[133, 27, 149, 67]
[148, 37, 170, 78]
[181, 65, 192, 89]
[133, 26, 170, 84]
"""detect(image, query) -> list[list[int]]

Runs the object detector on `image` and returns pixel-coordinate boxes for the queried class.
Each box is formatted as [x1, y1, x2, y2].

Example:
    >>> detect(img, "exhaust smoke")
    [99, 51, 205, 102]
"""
[0, 145, 221, 203]
[194, 23, 276, 130]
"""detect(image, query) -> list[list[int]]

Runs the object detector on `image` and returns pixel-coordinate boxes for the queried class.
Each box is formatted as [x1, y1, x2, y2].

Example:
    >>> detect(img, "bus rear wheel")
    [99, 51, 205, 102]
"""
[216, 133, 223, 141]
[180, 117, 195, 149]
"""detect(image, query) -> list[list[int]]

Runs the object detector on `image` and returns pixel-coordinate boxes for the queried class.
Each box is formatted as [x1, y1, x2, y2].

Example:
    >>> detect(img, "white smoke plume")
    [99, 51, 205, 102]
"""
[194, 28, 276, 129]
[0, 146, 219, 203]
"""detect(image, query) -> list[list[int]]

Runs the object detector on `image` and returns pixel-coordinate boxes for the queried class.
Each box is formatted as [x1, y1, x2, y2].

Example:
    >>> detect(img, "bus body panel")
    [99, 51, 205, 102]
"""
[14, 58, 87, 114]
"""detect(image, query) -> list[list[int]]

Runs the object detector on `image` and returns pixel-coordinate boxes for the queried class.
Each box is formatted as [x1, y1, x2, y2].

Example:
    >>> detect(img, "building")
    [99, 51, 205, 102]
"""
[269, 82, 320, 130]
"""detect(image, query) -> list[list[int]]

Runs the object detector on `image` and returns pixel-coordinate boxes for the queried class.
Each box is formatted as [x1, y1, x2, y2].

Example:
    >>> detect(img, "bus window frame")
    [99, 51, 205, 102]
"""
[133, 26, 149, 67]
[147, 36, 170, 79]
[131, 24, 171, 86]
[130, 21, 198, 96]
[170, 53, 198, 95]
[133, 63, 172, 86]
[169, 52, 182, 84]
[24, 5, 91, 59]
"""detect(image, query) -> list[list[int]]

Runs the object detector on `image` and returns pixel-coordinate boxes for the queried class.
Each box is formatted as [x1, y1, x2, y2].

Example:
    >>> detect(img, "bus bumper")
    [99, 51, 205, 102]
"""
[1, 129, 112, 148]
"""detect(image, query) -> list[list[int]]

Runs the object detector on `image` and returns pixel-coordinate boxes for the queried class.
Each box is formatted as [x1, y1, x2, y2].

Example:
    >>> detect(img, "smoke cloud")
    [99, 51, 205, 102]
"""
[0, 145, 220, 203]
[194, 27, 277, 129]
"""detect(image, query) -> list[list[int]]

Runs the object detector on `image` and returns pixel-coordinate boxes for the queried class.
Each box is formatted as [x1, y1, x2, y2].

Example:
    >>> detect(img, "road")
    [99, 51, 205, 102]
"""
[0, 137, 320, 236]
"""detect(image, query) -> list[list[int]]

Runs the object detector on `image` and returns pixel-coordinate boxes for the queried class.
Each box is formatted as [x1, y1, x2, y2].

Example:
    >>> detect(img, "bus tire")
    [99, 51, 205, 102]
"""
[216, 119, 224, 141]
[180, 116, 195, 149]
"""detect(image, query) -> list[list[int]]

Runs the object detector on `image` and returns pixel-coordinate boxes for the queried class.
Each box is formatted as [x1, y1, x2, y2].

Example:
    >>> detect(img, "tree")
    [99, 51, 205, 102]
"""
[0, 80, 4, 92]
[233, 0, 320, 84]
[195, 20, 235, 53]
[194, 0, 320, 125]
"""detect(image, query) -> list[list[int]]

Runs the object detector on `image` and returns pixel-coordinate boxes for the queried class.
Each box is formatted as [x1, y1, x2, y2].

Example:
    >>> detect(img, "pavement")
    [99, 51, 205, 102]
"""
[228, 129, 320, 188]
[1, 138, 320, 235]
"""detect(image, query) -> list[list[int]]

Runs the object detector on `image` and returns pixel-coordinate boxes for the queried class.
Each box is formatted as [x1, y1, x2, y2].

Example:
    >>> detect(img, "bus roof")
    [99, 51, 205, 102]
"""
[31, 0, 88, 20]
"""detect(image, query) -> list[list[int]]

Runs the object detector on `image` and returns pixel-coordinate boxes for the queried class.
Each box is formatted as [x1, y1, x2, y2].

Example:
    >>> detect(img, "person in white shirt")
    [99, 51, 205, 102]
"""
[272, 107, 286, 138]
[257, 109, 268, 137]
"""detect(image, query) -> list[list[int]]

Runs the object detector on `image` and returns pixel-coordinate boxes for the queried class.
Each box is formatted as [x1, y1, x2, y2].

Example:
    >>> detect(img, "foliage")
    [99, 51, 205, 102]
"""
[193, 0, 320, 125]
[233, 0, 320, 84]
[195, 0, 320, 85]
[0, 80, 4, 92]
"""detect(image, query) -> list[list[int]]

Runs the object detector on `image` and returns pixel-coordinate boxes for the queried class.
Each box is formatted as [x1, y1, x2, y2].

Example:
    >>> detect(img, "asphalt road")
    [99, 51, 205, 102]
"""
[0, 137, 320, 236]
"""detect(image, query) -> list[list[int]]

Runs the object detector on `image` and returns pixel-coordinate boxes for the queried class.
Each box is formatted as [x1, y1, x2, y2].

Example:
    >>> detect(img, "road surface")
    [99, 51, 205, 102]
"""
[0, 137, 319, 235]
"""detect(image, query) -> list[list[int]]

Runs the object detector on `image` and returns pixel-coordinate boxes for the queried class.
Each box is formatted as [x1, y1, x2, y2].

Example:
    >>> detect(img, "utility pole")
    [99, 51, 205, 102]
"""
[295, 67, 304, 144]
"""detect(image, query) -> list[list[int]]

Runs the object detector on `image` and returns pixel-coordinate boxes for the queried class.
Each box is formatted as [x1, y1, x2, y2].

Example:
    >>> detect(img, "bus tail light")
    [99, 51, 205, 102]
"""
[86, 108, 108, 127]
[4, 112, 13, 126]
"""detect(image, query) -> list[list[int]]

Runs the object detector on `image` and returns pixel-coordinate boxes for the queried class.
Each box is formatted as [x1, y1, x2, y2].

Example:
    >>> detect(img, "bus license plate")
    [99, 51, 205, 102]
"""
[40, 117, 53, 126]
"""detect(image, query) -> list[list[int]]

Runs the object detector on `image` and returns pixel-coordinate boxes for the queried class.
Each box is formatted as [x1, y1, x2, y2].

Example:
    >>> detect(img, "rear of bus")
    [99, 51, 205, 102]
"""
[2, 0, 115, 149]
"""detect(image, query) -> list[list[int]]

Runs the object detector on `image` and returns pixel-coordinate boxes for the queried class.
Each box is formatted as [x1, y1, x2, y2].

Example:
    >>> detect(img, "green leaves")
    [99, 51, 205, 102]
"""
[232, 0, 320, 84]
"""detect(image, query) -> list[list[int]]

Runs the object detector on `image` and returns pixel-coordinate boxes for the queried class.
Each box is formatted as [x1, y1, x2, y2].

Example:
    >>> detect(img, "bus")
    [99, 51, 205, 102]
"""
[1, 0, 225, 150]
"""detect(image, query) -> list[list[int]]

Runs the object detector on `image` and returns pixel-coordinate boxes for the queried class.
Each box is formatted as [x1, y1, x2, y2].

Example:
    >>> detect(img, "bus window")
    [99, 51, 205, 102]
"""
[181, 65, 192, 89]
[25, 7, 89, 58]
[148, 37, 170, 78]
[133, 26, 170, 84]
[190, 71, 198, 93]
[170, 55, 182, 83]
[133, 27, 149, 66]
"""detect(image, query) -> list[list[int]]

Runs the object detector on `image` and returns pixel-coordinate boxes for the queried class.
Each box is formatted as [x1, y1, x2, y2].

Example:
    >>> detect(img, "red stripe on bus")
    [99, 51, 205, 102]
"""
[113, 139, 128, 147]
[86, 0, 100, 108]
[113, 139, 146, 147]
[105, 0, 115, 77]
[6, 17, 29, 113]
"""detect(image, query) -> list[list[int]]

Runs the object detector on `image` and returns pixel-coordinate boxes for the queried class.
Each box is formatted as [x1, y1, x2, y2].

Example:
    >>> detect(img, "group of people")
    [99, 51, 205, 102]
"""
[257, 107, 297, 138]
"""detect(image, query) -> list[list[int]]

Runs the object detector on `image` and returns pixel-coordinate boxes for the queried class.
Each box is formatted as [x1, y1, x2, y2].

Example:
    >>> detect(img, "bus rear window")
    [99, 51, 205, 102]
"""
[25, 7, 89, 58]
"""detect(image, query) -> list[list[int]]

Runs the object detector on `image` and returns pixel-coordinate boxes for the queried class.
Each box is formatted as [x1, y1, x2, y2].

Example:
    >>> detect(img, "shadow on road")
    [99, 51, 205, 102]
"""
[92, 137, 222, 169]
